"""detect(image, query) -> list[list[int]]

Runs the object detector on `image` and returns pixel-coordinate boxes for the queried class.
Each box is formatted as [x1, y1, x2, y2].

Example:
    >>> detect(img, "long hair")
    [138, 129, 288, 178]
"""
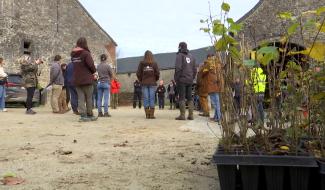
[76, 37, 90, 52]
[0, 57, 3, 65]
[143, 50, 155, 64]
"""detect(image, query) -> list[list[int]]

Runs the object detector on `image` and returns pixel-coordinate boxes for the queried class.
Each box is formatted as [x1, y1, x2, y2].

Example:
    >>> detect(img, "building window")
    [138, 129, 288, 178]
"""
[23, 41, 32, 55]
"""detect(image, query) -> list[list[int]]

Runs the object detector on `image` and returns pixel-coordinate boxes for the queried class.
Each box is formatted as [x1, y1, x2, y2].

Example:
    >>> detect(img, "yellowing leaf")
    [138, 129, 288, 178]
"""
[278, 12, 293, 20]
[316, 6, 325, 15]
[280, 146, 290, 151]
[316, 22, 325, 33]
[301, 42, 325, 62]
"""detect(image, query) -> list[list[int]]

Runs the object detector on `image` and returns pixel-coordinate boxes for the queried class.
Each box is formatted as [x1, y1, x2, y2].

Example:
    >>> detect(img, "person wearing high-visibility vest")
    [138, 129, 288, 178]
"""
[251, 66, 266, 123]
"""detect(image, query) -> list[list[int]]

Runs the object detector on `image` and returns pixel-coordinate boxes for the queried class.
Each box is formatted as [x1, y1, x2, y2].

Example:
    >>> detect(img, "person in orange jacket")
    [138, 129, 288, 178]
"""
[111, 78, 121, 109]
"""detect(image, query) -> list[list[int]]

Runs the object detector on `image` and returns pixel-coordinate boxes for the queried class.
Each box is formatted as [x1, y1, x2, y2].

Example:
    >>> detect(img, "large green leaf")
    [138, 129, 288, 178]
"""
[316, 6, 325, 15]
[229, 46, 241, 61]
[288, 22, 299, 35]
[213, 23, 227, 35]
[301, 42, 325, 62]
[215, 38, 228, 51]
[278, 12, 293, 20]
[229, 23, 243, 34]
[221, 2, 230, 12]
[257, 46, 279, 66]
[227, 18, 235, 24]
[243, 59, 256, 68]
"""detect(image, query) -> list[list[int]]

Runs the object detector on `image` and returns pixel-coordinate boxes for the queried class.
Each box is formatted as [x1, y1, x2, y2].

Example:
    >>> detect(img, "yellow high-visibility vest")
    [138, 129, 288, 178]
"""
[251, 67, 266, 93]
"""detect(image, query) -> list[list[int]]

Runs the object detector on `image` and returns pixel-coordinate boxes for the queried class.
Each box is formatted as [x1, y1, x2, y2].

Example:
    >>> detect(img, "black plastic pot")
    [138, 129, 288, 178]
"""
[289, 167, 311, 190]
[317, 160, 325, 190]
[264, 166, 284, 190]
[217, 165, 237, 190]
[240, 165, 259, 190]
[213, 148, 318, 190]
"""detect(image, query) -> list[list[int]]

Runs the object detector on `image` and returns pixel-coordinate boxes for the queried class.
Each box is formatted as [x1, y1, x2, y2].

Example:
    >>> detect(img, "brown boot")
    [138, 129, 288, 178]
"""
[149, 108, 156, 119]
[175, 101, 186, 120]
[187, 101, 194, 120]
[145, 108, 150, 119]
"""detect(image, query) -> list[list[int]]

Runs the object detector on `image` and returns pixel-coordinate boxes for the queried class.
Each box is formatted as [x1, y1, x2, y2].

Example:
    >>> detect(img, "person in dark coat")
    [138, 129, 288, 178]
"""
[133, 79, 142, 109]
[156, 80, 166, 109]
[136, 50, 160, 119]
[174, 42, 197, 120]
[167, 80, 177, 110]
[66, 61, 79, 115]
[71, 37, 97, 122]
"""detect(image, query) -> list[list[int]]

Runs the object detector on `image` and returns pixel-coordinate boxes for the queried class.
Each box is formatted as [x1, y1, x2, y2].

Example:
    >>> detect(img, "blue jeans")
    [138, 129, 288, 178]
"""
[0, 85, 5, 110]
[97, 82, 110, 113]
[67, 86, 78, 112]
[209, 92, 222, 121]
[142, 86, 156, 108]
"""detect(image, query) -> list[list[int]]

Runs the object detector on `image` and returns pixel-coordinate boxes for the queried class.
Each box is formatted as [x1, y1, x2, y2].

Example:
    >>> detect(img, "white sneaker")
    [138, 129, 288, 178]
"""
[0, 109, 7, 112]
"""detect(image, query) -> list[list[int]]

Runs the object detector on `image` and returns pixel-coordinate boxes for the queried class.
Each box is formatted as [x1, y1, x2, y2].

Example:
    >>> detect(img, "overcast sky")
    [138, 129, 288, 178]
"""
[79, 0, 259, 58]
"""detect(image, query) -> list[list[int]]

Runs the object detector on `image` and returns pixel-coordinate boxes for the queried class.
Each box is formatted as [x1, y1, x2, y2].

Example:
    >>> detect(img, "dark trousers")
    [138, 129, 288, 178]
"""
[133, 92, 142, 108]
[234, 96, 241, 114]
[65, 87, 70, 104]
[76, 85, 94, 117]
[158, 97, 165, 109]
[26, 87, 36, 110]
[68, 86, 78, 112]
[178, 83, 193, 102]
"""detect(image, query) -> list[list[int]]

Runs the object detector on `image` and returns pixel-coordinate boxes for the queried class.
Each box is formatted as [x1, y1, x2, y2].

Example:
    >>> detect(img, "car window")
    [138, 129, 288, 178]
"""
[8, 75, 23, 84]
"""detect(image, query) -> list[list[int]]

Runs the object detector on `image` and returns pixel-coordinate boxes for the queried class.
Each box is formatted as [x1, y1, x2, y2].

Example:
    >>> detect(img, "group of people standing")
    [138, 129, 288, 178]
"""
[135, 42, 209, 121]
[0, 39, 228, 123]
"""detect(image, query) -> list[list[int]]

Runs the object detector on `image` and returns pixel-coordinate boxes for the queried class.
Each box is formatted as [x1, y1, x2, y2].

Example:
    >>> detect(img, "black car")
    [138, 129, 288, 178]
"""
[5, 74, 41, 106]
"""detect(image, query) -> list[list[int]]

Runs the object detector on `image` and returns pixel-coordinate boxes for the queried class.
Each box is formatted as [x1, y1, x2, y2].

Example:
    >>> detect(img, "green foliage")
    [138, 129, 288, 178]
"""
[227, 18, 235, 24]
[221, 2, 230, 12]
[278, 12, 293, 20]
[288, 22, 299, 35]
[243, 59, 256, 67]
[215, 35, 238, 51]
[316, 6, 325, 15]
[256, 46, 279, 66]
[200, 27, 210, 33]
[213, 23, 227, 35]
[229, 23, 243, 35]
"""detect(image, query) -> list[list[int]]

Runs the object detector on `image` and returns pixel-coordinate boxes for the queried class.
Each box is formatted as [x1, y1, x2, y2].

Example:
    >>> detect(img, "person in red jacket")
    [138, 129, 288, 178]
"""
[111, 78, 121, 109]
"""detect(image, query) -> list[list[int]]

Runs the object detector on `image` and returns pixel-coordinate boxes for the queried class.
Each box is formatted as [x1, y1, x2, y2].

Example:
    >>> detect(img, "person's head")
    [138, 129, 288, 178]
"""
[18, 55, 32, 64]
[143, 50, 155, 64]
[76, 37, 89, 51]
[178, 42, 189, 54]
[54, 55, 62, 63]
[159, 80, 164, 85]
[235, 77, 240, 83]
[314, 66, 321, 73]
[0, 57, 3, 66]
[100, 54, 107, 62]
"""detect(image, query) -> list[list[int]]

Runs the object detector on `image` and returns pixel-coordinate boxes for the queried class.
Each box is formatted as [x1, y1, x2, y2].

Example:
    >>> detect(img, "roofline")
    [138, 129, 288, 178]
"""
[236, 0, 264, 23]
[75, 0, 118, 46]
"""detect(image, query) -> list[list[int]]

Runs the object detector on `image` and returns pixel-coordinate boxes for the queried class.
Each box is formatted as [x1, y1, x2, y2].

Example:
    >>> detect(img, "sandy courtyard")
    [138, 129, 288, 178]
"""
[0, 106, 220, 190]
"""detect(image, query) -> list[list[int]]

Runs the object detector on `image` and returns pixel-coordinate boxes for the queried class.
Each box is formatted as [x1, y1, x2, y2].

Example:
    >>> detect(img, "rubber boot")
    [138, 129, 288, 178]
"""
[175, 101, 186, 120]
[187, 101, 194, 120]
[149, 108, 156, 119]
[145, 108, 150, 119]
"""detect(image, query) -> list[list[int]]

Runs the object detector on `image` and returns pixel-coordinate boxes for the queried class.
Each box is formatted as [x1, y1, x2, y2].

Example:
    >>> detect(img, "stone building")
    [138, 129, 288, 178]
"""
[238, 0, 325, 53]
[0, 0, 117, 85]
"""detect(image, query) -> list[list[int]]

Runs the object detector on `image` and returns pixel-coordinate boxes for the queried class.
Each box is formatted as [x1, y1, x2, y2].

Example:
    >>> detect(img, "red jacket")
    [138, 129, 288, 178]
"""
[111, 80, 121, 94]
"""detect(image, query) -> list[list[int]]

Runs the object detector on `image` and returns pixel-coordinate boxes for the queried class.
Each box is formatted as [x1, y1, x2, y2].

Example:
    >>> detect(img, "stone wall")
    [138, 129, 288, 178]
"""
[0, 0, 116, 86]
[238, 0, 325, 50]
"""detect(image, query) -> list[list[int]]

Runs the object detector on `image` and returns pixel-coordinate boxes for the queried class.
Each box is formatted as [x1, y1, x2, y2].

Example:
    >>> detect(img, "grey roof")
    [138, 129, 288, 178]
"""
[117, 47, 215, 74]
[236, 0, 263, 23]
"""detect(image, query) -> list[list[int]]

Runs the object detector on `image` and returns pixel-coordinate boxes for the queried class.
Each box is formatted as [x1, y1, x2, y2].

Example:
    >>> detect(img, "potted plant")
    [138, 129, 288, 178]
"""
[200, 3, 325, 190]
